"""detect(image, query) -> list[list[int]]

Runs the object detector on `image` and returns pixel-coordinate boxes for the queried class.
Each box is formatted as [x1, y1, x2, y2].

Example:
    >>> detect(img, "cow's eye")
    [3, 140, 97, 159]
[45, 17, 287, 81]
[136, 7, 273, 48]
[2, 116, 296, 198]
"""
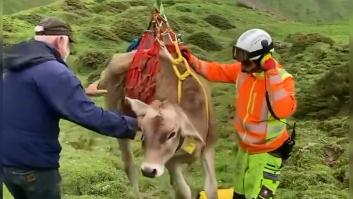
[167, 131, 176, 140]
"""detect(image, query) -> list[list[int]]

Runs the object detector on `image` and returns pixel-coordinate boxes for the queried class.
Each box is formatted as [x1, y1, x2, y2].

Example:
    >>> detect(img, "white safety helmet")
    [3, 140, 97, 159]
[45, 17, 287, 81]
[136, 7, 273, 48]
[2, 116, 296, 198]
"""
[233, 29, 274, 61]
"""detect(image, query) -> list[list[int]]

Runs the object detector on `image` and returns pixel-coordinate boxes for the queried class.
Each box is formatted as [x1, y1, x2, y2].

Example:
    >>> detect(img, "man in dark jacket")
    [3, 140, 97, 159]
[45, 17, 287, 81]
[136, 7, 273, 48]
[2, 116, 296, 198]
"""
[1, 17, 137, 199]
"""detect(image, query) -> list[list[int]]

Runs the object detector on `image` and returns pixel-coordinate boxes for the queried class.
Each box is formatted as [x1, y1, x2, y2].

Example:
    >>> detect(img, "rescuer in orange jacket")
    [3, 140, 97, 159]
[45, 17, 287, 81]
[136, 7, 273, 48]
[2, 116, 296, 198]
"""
[183, 29, 297, 199]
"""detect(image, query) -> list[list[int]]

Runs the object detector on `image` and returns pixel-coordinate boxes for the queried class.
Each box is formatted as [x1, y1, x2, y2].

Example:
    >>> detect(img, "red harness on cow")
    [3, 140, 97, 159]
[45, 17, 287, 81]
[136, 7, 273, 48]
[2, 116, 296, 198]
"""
[125, 12, 176, 104]
[124, 10, 210, 155]
[124, 30, 161, 104]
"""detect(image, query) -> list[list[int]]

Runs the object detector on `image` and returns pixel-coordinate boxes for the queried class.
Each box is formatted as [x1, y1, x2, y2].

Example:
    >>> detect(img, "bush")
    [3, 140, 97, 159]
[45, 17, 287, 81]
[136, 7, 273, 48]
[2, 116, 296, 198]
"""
[112, 19, 144, 41]
[204, 14, 235, 30]
[60, 150, 133, 197]
[294, 63, 349, 119]
[118, 6, 150, 26]
[285, 32, 335, 54]
[178, 16, 197, 24]
[53, 12, 82, 24]
[3, 17, 14, 32]
[317, 118, 348, 137]
[77, 51, 109, 70]
[176, 5, 192, 12]
[187, 32, 223, 51]
[106, 1, 130, 11]
[87, 69, 103, 83]
[15, 14, 43, 25]
[163, 0, 177, 6]
[84, 27, 119, 42]
[129, 0, 145, 6]
[188, 45, 208, 60]
[91, 1, 130, 13]
[63, 0, 87, 11]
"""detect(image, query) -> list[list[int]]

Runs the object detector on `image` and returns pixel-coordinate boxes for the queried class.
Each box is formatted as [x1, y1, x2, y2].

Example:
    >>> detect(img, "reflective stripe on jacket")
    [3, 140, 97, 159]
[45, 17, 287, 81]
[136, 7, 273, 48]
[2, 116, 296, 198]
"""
[192, 57, 297, 153]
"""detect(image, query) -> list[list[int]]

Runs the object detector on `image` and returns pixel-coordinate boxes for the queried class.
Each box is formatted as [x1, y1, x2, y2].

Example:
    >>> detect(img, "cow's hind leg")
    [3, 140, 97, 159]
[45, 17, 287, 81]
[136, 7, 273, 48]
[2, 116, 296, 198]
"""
[166, 162, 192, 199]
[202, 147, 218, 199]
[118, 139, 142, 199]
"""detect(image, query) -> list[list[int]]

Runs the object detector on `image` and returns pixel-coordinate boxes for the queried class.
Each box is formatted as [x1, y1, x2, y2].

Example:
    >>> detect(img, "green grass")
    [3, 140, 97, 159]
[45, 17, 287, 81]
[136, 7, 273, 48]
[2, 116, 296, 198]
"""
[2, 0, 350, 198]
[236, 0, 353, 23]
[3, 0, 57, 14]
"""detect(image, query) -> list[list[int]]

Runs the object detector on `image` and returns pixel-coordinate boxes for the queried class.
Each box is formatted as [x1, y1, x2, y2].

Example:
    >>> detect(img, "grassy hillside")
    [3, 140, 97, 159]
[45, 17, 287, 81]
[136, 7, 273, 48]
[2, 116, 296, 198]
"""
[3, 0, 57, 14]
[2, 0, 349, 198]
[4, 0, 353, 23]
[237, 0, 353, 23]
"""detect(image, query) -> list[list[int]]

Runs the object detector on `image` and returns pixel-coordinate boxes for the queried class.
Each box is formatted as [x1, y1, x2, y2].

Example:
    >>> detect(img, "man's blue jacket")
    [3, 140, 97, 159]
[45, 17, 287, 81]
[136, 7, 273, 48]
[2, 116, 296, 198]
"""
[1, 40, 136, 169]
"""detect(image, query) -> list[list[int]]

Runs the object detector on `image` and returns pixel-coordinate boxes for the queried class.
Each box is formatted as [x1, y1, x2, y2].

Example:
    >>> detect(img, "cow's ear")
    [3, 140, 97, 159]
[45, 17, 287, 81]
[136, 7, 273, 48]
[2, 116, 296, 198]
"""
[125, 97, 149, 117]
[174, 106, 205, 145]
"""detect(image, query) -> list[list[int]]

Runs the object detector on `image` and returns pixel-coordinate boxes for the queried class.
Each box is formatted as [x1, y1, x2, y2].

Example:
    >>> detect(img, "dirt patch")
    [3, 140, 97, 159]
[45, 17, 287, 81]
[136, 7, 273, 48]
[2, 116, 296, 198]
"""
[323, 145, 344, 167]
[68, 135, 96, 151]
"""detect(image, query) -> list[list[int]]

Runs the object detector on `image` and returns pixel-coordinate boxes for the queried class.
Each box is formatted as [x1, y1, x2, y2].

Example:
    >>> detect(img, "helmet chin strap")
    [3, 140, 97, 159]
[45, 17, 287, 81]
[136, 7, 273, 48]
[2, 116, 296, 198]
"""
[241, 60, 264, 73]
[252, 52, 272, 73]
[239, 40, 272, 74]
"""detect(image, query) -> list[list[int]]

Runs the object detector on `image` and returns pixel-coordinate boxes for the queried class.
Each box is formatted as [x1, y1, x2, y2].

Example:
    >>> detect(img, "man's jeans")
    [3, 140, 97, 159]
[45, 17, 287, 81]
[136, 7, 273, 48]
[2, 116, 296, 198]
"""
[1, 167, 61, 199]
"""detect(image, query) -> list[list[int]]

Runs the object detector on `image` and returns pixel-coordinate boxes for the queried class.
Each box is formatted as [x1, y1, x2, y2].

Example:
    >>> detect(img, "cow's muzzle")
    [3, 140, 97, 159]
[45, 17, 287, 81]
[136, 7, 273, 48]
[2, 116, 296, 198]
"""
[141, 167, 157, 178]
[141, 163, 164, 178]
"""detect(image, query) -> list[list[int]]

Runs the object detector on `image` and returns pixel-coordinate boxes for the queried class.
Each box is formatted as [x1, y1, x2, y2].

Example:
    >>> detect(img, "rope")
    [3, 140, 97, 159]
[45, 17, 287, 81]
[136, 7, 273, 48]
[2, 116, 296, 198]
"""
[167, 41, 210, 131]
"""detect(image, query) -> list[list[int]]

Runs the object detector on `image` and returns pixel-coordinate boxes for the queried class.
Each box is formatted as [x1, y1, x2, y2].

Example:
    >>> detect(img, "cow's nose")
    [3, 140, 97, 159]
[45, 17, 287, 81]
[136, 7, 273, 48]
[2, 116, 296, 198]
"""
[141, 163, 165, 177]
[141, 167, 157, 178]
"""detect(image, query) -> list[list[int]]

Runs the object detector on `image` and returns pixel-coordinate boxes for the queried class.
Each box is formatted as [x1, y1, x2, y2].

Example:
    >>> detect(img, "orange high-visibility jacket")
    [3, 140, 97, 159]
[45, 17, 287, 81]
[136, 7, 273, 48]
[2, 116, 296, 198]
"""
[193, 58, 297, 154]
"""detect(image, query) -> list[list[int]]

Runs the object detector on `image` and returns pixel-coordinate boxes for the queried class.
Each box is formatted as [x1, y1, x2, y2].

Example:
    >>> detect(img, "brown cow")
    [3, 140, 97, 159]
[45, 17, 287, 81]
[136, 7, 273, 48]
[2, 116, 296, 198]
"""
[97, 48, 218, 199]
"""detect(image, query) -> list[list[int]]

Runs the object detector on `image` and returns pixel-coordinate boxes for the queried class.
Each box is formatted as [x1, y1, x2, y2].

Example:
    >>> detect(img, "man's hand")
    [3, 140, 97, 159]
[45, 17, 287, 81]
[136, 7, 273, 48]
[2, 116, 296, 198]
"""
[260, 53, 276, 71]
[122, 116, 138, 140]
[85, 80, 108, 97]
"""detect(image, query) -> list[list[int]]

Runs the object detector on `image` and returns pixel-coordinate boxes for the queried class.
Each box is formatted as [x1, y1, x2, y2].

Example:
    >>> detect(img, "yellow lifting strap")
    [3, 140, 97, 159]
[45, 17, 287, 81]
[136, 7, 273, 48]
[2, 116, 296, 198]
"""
[168, 42, 210, 153]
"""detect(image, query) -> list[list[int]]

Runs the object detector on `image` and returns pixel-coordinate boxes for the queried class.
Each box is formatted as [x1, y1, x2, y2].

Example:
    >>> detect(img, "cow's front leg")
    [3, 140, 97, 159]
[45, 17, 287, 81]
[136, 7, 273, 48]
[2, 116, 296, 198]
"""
[202, 147, 218, 199]
[118, 139, 142, 199]
[166, 162, 192, 199]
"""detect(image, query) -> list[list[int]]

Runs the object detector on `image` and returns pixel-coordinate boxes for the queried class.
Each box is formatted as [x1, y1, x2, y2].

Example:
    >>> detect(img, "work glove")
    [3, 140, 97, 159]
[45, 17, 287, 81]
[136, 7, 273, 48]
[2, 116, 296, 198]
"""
[179, 44, 192, 64]
[179, 44, 200, 71]
[260, 53, 276, 71]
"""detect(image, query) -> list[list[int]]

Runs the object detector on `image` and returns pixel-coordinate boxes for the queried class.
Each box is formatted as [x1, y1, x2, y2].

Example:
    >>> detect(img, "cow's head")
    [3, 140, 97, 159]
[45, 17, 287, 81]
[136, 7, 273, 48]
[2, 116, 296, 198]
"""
[126, 97, 204, 178]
